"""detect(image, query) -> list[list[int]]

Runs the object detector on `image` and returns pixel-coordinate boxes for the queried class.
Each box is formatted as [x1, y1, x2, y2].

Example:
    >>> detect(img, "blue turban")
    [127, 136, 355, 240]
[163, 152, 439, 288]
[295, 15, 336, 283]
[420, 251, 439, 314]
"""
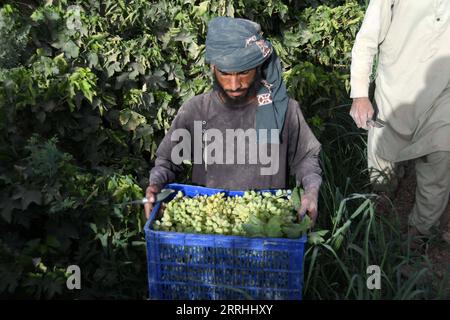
[205, 17, 289, 144]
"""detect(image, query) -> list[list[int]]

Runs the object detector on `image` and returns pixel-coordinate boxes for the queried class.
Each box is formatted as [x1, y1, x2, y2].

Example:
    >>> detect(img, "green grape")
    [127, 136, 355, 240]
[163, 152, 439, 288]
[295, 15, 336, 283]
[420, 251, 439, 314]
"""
[154, 188, 303, 238]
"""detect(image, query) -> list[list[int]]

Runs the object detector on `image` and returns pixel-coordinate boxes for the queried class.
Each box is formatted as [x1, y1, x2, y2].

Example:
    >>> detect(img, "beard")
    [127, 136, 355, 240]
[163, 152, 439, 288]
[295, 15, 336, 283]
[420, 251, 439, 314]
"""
[213, 69, 262, 108]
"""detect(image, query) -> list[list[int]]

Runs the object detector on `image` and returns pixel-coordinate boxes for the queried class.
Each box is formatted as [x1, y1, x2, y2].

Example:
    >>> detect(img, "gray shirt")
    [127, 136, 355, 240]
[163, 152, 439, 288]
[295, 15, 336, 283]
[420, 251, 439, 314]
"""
[149, 91, 322, 191]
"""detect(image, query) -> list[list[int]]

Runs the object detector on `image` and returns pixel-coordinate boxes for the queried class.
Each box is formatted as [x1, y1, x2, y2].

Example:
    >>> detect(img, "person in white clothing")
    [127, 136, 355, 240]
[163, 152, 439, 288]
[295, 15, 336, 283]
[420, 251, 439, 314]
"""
[349, 0, 450, 245]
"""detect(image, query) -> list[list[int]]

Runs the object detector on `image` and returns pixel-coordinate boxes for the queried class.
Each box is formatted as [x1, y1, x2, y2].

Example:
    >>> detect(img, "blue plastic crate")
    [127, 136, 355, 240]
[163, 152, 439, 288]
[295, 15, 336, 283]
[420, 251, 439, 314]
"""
[144, 183, 307, 300]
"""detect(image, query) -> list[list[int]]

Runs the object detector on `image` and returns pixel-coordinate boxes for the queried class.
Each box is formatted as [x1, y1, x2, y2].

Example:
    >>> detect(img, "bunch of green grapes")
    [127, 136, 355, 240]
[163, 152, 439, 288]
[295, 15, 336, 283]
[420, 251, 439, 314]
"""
[153, 189, 308, 238]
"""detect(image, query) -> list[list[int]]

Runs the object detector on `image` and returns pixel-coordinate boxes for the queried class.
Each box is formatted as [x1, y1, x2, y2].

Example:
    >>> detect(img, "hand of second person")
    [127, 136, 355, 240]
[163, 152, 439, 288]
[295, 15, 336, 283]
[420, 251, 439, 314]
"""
[350, 97, 374, 130]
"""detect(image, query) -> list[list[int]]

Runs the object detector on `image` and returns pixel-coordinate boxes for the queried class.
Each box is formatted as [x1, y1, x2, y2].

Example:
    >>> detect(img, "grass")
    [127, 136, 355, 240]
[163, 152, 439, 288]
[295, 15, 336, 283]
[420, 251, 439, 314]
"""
[303, 104, 449, 300]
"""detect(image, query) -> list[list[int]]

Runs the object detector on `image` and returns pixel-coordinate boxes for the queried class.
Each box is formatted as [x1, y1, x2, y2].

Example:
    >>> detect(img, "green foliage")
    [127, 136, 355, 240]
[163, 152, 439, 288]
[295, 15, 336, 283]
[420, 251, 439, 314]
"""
[298, 3, 364, 68]
[0, 135, 147, 298]
[0, 5, 31, 69]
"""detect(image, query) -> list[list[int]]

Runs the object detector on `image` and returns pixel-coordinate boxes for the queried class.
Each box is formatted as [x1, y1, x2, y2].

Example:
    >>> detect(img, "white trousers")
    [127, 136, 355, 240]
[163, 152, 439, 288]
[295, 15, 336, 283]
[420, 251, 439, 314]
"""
[368, 129, 450, 235]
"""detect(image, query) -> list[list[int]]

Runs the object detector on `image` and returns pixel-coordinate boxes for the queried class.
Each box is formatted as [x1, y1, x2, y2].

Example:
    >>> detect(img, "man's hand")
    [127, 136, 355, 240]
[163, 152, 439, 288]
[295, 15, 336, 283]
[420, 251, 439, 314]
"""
[350, 97, 374, 130]
[144, 184, 162, 220]
[297, 189, 319, 226]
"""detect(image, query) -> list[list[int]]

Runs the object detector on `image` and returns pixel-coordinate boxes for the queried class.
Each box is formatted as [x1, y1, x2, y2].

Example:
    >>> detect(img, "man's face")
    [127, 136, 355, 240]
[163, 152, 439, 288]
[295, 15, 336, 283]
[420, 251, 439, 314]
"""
[213, 67, 259, 104]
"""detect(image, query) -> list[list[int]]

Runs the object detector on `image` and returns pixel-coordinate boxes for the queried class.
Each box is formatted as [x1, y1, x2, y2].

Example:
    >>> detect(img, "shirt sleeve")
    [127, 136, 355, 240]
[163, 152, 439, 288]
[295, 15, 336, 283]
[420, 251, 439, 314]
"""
[287, 101, 322, 192]
[350, 0, 394, 98]
[149, 103, 191, 188]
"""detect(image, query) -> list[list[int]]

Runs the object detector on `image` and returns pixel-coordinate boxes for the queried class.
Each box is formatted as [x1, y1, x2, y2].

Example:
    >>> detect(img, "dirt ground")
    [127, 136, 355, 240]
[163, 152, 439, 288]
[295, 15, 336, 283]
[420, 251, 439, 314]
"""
[376, 161, 450, 297]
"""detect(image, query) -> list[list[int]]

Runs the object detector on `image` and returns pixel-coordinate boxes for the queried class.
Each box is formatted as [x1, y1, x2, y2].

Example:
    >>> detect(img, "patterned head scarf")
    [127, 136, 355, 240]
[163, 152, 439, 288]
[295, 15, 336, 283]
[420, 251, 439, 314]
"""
[205, 17, 289, 144]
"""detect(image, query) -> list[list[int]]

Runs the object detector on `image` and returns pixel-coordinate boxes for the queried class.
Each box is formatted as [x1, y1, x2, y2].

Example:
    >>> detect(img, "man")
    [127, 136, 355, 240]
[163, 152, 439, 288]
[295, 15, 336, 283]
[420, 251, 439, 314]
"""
[350, 0, 450, 244]
[144, 17, 322, 225]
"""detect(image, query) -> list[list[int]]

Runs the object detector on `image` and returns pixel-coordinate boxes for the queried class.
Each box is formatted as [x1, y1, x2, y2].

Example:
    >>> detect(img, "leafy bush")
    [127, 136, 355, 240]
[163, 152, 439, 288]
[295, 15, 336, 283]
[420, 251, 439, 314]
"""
[0, 5, 31, 69]
[0, 135, 147, 298]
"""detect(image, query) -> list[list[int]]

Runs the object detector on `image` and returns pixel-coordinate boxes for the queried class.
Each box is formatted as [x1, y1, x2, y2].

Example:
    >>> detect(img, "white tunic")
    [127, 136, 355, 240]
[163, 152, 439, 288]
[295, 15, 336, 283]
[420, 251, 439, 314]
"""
[350, 0, 450, 162]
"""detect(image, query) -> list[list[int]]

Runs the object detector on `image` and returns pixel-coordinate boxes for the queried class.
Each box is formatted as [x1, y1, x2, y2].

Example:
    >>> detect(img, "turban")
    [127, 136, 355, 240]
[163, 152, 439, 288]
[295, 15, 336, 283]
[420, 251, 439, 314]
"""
[205, 17, 289, 144]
